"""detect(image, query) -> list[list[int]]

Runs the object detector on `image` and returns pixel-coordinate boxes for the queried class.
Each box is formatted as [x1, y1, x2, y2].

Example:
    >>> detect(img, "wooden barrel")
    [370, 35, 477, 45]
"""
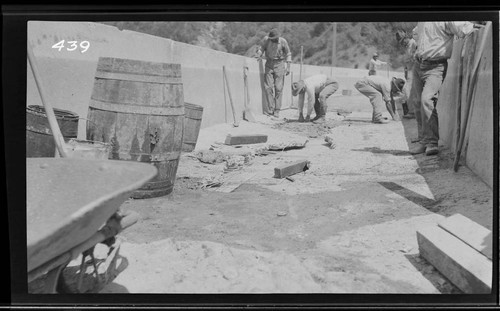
[182, 102, 203, 152]
[86, 57, 185, 199]
[26, 105, 79, 157]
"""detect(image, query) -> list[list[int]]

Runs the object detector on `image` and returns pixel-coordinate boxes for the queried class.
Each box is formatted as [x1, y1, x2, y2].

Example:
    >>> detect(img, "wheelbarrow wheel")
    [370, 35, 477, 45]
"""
[56, 268, 72, 293]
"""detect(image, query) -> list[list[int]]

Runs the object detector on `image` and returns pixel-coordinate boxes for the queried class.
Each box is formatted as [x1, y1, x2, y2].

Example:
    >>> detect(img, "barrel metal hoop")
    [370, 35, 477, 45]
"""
[89, 100, 185, 116]
[95, 71, 183, 85]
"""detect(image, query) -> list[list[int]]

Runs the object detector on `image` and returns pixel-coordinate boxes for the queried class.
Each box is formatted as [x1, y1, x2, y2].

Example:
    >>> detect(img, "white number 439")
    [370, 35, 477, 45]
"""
[52, 40, 90, 53]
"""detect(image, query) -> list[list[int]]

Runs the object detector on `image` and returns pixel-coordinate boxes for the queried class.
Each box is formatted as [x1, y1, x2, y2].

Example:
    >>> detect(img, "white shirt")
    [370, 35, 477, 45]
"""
[363, 75, 392, 102]
[369, 58, 387, 71]
[413, 22, 475, 61]
[297, 74, 338, 111]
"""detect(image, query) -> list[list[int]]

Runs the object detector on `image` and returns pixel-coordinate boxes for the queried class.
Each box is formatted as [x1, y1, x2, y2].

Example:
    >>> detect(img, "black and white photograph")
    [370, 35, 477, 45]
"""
[4, 4, 499, 308]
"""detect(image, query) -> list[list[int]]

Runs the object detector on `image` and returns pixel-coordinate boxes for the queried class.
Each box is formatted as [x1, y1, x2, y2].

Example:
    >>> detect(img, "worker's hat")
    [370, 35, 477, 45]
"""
[373, 52, 379, 58]
[292, 80, 305, 96]
[268, 28, 280, 40]
[392, 77, 406, 93]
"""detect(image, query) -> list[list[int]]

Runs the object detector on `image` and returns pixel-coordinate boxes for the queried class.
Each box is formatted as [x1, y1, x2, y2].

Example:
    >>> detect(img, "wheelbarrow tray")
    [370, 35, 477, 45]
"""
[27, 158, 157, 273]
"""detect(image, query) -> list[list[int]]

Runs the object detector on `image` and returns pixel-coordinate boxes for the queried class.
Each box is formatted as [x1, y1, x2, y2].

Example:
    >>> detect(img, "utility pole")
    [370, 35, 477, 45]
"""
[331, 22, 337, 76]
[299, 46, 303, 80]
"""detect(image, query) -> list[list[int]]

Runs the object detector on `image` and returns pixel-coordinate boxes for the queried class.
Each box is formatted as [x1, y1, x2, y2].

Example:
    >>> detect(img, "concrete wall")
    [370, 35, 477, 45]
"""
[27, 21, 401, 138]
[437, 25, 494, 188]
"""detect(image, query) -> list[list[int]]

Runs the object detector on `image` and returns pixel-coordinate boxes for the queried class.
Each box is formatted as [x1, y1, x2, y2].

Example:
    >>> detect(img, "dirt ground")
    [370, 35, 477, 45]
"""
[33, 95, 493, 294]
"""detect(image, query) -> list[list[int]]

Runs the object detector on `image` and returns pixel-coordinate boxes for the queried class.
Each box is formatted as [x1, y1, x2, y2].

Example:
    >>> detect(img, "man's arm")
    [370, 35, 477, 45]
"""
[305, 85, 315, 117]
[255, 38, 267, 59]
[297, 92, 305, 114]
[281, 38, 292, 75]
[445, 21, 475, 38]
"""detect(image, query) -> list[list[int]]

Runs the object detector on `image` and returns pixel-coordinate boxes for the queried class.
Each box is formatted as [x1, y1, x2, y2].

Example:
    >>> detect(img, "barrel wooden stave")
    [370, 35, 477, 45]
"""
[182, 102, 203, 152]
[87, 57, 184, 199]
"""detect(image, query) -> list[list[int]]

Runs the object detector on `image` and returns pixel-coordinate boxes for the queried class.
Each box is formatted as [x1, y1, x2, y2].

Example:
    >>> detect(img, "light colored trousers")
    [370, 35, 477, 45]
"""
[264, 59, 286, 114]
[313, 80, 339, 117]
[411, 61, 447, 146]
[354, 79, 386, 121]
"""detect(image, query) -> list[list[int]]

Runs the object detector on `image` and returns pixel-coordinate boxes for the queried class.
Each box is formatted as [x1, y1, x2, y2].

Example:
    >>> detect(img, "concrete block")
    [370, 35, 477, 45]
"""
[224, 134, 268, 145]
[438, 213, 492, 260]
[417, 225, 492, 293]
[274, 160, 310, 179]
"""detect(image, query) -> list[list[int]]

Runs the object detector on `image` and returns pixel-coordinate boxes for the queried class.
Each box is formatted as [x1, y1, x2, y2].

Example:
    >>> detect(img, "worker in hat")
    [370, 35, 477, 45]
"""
[409, 21, 482, 156]
[255, 28, 292, 118]
[368, 52, 388, 76]
[354, 75, 406, 124]
[291, 74, 339, 123]
[396, 29, 418, 120]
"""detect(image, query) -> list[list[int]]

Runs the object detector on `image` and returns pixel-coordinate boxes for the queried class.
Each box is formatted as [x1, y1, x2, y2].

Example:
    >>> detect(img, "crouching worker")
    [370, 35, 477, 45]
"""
[291, 74, 339, 123]
[354, 75, 406, 124]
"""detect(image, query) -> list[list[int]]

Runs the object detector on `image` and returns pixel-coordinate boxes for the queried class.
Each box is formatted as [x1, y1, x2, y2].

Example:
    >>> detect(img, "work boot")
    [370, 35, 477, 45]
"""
[373, 118, 390, 124]
[411, 137, 421, 143]
[305, 115, 311, 122]
[392, 112, 401, 121]
[298, 113, 305, 122]
[403, 113, 415, 119]
[410, 143, 426, 155]
[312, 116, 325, 124]
[273, 110, 280, 118]
[311, 114, 321, 122]
[425, 144, 439, 156]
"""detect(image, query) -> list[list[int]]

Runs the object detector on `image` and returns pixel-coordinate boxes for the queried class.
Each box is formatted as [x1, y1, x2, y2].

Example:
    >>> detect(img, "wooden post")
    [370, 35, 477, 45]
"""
[331, 22, 337, 77]
[299, 46, 303, 80]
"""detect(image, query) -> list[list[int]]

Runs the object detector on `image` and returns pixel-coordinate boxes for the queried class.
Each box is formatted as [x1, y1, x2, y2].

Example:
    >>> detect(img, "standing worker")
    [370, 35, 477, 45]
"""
[409, 21, 483, 156]
[368, 52, 388, 76]
[291, 74, 339, 123]
[354, 75, 405, 124]
[255, 28, 292, 118]
[396, 29, 418, 121]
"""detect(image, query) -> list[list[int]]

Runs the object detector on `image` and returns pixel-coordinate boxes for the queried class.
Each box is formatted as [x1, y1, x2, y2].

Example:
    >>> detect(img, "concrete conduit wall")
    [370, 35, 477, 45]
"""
[27, 21, 402, 137]
[437, 25, 493, 188]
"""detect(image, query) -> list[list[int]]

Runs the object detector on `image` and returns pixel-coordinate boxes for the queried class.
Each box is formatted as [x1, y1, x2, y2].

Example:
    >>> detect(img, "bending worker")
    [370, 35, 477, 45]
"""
[255, 28, 292, 118]
[291, 74, 339, 123]
[354, 75, 406, 124]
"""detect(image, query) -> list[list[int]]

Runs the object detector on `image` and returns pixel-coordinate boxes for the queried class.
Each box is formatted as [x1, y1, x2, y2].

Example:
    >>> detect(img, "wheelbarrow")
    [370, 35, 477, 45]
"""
[27, 158, 157, 293]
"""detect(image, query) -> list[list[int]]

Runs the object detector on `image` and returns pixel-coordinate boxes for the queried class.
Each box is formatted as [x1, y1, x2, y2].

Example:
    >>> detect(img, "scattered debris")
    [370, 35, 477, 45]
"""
[267, 140, 308, 151]
[324, 135, 336, 149]
[277, 211, 288, 217]
[274, 160, 310, 179]
[285, 176, 295, 182]
[193, 150, 226, 164]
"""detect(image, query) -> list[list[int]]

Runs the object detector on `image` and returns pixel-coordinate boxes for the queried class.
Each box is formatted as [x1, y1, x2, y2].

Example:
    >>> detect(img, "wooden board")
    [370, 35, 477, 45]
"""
[417, 225, 492, 294]
[438, 213, 492, 260]
[224, 134, 268, 145]
[274, 160, 310, 179]
[213, 172, 256, 193]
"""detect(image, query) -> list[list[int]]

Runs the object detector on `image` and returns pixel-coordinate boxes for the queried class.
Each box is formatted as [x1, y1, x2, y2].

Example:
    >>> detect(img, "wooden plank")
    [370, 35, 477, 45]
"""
[224, 134, 268, 145]
[214, 172, 256, 193]
[274, 160, 310, 179]
[417, 225, 492, 294]
[438, 213, 492, 260]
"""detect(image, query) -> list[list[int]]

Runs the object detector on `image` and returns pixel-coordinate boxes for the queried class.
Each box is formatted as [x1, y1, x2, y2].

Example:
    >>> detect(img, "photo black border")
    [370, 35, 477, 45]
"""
[3, 3, 499, 309]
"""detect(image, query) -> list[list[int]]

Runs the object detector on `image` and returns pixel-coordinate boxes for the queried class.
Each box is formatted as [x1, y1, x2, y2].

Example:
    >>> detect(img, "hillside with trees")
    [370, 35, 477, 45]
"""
[101, 21, 416, 71]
